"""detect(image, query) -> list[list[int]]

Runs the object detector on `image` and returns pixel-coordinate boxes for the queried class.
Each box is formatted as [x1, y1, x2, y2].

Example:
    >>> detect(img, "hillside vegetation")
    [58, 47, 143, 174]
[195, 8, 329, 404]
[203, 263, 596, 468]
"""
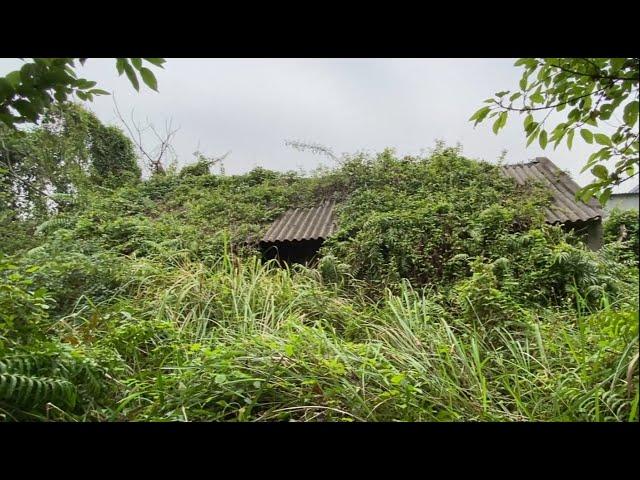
[1, 107, 638, 421]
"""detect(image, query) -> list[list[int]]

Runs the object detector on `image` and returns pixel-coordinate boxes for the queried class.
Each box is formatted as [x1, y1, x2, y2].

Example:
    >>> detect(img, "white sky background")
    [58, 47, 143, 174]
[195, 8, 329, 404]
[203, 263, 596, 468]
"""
[1, 58, 637, 192]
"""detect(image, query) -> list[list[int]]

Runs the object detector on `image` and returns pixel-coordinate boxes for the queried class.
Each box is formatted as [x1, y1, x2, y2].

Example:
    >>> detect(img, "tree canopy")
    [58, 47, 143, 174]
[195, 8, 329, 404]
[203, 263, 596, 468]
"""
[470, 58, 639, 204]
[0, 58, 165, 128]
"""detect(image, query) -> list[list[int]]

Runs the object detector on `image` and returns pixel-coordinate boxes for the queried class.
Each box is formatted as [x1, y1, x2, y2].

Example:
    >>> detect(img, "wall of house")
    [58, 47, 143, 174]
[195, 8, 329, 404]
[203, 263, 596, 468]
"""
[603, 194, 639, 218]
[563, 219, 603, 250]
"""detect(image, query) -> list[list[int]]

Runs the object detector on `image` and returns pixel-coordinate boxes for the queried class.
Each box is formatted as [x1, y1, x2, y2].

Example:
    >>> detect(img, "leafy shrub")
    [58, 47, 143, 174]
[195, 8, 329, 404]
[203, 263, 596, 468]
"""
[604, 208, 639, 263]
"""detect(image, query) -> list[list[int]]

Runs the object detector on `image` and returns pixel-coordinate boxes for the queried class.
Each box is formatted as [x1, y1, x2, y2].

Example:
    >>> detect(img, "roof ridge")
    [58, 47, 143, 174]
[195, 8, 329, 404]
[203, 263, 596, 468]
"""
[502, 157, 545, 167]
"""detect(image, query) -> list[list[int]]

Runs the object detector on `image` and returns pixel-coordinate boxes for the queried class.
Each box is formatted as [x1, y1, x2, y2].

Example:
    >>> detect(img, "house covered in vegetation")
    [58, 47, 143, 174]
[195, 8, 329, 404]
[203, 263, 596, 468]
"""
[261, 157, 604, 264]
[500, 157, 604, 250]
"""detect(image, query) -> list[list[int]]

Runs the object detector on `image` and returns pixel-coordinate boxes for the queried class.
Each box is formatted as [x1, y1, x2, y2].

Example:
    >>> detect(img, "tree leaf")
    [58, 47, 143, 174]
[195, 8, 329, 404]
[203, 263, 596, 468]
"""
[116, 58, 126, 76]
[123, 63, 139, 91]
[0, 79, 14, 101]
[130, 58, 142, 70]
[598, 188, 612, 205]
[492, 111, 508, 134]
[519, 76, 527, 90]
[523, 114, 533, 128]
[591, 165, 608, 180]
[580, 129, 593, 144]
[143, 58, 166, 68]
[538, 129, 548, 149]
[139, 68, 158, 92]
[530, 92, 544, 104]
[13, 99, 39, 122]
[623, 101, 638, 128]
[469, 106, 490, 124]
[4, 71, 21, 88]
[594, 133, 612, 146]
[567, 129, 574, 150]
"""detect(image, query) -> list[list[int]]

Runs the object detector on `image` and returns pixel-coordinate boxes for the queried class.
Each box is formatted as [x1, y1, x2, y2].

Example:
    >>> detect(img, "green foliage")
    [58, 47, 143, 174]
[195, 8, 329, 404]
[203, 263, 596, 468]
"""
[0, 58, 165, 128]
[87, 118, 141, 187]
[471, 58, 639, 204]
[0, 103, 141, 254]
[0, 144, 638, 422]
[604, 208, 639, 262]
[0, 255, 52, 342]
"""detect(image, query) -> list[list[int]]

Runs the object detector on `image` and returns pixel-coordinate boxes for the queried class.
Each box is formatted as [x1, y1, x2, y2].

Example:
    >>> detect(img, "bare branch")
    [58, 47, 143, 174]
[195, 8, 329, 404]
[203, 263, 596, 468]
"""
[112, 96, 179, 175]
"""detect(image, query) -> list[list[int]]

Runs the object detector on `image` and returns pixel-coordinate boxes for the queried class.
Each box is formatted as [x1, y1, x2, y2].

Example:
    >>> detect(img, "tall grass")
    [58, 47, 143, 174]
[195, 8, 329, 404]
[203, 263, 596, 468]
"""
[42, 250, 636, 422]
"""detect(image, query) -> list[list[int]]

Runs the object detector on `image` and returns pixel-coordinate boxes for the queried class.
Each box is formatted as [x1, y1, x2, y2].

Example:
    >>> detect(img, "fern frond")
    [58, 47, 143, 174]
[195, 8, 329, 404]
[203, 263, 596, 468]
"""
[35, 216, 75, 236]
[0, 373, 76, 408]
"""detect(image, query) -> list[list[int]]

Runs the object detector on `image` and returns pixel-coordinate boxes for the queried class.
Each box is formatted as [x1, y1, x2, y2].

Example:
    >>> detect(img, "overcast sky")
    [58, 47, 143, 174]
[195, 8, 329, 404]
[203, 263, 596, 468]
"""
[1, 58, 637, 192]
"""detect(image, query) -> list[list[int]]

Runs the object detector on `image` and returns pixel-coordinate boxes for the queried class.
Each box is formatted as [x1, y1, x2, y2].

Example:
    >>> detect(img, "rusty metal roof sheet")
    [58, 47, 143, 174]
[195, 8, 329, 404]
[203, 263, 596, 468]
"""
[261, 199, 337, 243]
[501, 157, 603, 224]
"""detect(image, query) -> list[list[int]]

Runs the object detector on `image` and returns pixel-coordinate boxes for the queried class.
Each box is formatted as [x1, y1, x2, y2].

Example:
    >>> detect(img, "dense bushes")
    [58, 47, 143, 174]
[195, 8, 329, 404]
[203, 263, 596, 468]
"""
[604, 208, 639, 263]
[0, 145, 637, 422]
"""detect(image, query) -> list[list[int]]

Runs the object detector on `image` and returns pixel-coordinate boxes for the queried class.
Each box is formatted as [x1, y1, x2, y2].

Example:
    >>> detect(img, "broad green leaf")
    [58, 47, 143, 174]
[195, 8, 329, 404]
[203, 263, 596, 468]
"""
[89, 89, 110, 96]
[519, 76, 527, 90]
[4, 71, 21, 88]
[598, 188, 612, 205]
[577, 186, 596, 203]
[13, 99, 38, 122]
[594, 133, 612, 146]
[469, 106, 485, 121]
[123, 62, 139, 91]
[580, 129, 593, 144]
[76, 79, 96, 89]
[523, 114, 533, 128]
[539, 129, 548, 149]
[139, 68, 158, 91]
[623, 101, 638, 127]
[130, 58, 142, 70]
[54, 89, 67, 102]
[116, 58, 126, 76]
[492, 111, 507, 134]
[0, 79, 13, 101]
[143, 58, 166, 68]
[610, 58, 625, 72]
[469, 106, 490, 124]
[530, 92, 544, 104]
[591, 165, 608, 180]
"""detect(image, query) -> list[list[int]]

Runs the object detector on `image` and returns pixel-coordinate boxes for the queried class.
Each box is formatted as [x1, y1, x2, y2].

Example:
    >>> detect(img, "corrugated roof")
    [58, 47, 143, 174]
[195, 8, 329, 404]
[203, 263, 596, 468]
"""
[501, 157, 603, 224]
[630, 184, 639, 194]
[261, 199, 337, 243]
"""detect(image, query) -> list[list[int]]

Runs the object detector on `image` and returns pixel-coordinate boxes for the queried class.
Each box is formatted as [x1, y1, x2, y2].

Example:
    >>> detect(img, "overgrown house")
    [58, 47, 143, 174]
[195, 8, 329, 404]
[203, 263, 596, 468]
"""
[260, 157, 604, 263]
